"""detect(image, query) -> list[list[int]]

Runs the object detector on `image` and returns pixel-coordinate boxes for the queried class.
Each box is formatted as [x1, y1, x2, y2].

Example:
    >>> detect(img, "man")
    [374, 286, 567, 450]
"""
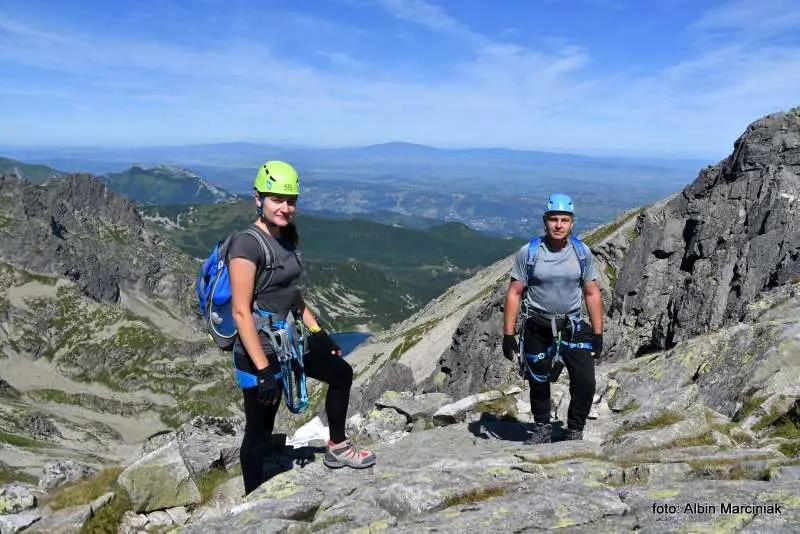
[502, 193, 603, 443]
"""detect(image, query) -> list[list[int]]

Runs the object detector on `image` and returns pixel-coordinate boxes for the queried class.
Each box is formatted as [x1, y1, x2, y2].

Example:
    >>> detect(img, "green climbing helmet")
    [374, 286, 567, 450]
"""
[254, 161, 300, 196]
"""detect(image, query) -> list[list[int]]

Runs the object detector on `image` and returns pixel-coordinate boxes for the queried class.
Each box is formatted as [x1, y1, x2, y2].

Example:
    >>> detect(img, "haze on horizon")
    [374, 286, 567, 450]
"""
[1, 0, 799, 160]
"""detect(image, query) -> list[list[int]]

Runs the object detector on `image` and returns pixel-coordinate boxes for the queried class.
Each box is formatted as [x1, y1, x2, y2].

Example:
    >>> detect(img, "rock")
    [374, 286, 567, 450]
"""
[142, 431, 175, 455]
[602, 409, 711, 458]
[621, 463, 694, 485]
[117, 440, 201, 513]
[429, 285, 520, 400]
[375, 391, 453, 422]
[188, 477, 245, 523]
[0, 509, 42, 533]
[24, 413, 61, 440]
[118, 511, 149, 534]
[432, 387, 521, 425]
[361, 408, 408, 442]
[175, 416, 244, 475]
[349, 360, 416, 418]
[25, 503, 92, 534]
[165, 506, 190, 526]
[0, 484, 37, 514]
[770, 465, 800, 481]
[605, 110, 800, 361]
[144, 510, 172, 528]
[0, 379, 18, 398]
[38, 460, 99, 492]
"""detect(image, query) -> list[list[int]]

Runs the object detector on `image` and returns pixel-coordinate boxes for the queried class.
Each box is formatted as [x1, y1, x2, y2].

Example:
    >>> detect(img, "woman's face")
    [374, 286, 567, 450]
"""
[258, 193, 297, 226]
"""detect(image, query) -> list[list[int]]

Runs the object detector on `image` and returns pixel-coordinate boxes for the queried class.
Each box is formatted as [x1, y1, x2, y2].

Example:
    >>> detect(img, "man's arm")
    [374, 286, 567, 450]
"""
[583, 280, 603, 334]
[504, 279, 525, 335]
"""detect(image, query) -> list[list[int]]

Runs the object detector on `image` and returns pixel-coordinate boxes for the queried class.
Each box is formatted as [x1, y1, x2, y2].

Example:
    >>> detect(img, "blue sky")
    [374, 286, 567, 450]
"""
[1, 0, 799, 157]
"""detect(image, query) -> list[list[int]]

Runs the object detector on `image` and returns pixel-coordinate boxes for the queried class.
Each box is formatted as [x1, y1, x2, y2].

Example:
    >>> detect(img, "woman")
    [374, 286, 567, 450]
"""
[229, 160, 376, 495]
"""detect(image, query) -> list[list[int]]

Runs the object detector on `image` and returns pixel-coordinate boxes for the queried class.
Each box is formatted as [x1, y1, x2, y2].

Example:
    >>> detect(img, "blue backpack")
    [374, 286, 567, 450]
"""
[196, 227, 276, 351]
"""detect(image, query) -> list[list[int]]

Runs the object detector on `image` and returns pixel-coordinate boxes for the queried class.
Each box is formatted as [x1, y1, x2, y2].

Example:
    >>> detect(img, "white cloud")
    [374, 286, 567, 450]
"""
[690, 0, 800, 39]
[1, 0, 799, 156]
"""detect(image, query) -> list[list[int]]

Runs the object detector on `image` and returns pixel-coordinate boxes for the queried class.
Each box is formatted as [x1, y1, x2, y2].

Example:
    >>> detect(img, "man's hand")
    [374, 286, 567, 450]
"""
[502, 334, 519, 361]
[591, 334, 603, 359]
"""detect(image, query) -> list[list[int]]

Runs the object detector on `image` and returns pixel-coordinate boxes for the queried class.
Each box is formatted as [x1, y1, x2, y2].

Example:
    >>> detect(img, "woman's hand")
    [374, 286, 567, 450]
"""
[309, 330, 342, 357]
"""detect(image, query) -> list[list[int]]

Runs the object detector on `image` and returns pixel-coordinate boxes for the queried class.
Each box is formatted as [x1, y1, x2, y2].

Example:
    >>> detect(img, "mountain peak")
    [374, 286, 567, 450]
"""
[100, 165, 237, 205]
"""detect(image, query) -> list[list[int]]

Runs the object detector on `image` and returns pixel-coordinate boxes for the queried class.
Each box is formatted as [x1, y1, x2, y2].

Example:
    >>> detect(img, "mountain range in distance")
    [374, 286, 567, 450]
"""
[0, 141, 715, 237]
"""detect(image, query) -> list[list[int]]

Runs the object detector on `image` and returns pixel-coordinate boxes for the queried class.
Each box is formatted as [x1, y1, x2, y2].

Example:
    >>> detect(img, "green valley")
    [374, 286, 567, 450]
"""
[140, 201, 524, 330]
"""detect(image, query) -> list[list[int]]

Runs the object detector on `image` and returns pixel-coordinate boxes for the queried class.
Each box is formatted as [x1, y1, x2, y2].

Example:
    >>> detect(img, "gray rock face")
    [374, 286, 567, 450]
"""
[118, 440, 202, 513]
[606, 110, 800, 360]
[374, 391, 452, 422]
[38, 461, 99, 492]
[428, 285, 518, 400]
[0, 484, 37, 514]
[0, 172, 195, 312]
[349, 360, 416, 419]
[24, 413, 62, 440]
[175, 416, 244, 475]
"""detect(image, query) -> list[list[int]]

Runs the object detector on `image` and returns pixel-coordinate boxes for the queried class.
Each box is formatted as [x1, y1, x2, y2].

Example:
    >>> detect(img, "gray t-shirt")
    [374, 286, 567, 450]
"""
[510, 238, 598, 316]
[227, 224, 302, 319]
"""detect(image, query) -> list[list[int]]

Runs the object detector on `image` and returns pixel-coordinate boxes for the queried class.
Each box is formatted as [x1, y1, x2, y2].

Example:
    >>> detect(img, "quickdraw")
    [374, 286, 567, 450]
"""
[261, 316, 310, 414]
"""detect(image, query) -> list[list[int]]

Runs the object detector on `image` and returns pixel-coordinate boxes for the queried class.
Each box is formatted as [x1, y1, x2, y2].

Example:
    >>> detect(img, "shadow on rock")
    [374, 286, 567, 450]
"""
[466, 413, 564, 442]
[261, 434, 327, 483]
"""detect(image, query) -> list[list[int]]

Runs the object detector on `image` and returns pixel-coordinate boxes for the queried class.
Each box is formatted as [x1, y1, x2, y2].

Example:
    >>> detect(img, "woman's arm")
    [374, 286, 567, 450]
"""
[294, 293, 322, 334]
[230, 257, 269, 370]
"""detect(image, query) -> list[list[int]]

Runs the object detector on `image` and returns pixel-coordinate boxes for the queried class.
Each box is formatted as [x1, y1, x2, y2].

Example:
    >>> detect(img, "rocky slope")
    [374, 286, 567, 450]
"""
[0, 172, 195, 308]
[604, 108, 800, 361]
[3, 279, 797, 531]
[0, 173, 241, 487]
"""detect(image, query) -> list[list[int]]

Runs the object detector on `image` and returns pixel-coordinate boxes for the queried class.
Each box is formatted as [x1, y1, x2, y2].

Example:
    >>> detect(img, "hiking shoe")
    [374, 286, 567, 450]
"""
[526, 423, 552, 444]
[563, 428, 583, 441]
[324, 439, 376, 469]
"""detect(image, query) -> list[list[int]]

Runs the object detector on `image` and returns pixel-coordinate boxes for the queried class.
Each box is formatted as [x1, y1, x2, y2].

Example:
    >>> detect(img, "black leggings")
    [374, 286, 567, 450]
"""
[236, 338, 353, 495]
[522, 319, 595, 432]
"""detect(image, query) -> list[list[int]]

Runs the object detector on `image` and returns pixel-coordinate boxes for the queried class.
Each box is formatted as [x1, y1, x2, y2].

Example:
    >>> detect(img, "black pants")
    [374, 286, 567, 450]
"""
[522, 318, 595, 432]
[235, 335, 353, 495]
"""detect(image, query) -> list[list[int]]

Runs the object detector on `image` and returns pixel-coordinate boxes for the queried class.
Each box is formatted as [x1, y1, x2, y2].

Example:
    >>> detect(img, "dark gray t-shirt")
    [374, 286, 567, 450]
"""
[510, 238, 598, 316]
[227, 224, 302, 319]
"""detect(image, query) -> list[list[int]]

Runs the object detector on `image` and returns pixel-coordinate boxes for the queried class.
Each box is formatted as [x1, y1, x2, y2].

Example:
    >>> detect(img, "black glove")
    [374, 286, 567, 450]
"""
[591, 334, 603, 359]
[309, 330, 342, 357]
[256, 368, 281, 406]
[502, 334, 519, 361]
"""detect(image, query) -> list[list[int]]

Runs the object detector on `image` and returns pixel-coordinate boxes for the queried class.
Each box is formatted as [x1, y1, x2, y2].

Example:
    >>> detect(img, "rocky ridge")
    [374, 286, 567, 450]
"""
[99, 164, 239, 206]
[604, 108, 800, 360]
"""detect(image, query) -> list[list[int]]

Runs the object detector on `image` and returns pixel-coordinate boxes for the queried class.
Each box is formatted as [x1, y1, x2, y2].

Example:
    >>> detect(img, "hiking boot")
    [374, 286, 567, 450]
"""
[563, 428, 583, 441]
[324, 439, 376, 469]
[526, 423, 552, 444]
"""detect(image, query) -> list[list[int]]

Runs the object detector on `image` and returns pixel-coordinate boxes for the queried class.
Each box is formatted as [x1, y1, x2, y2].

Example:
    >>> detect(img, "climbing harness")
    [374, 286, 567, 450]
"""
[234, 307, 311, 414]
[517, 313, 593, 382]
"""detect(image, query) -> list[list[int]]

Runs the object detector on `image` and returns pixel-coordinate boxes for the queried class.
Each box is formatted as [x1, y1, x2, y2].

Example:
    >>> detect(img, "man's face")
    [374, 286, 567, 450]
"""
[544, 212, 574, 240]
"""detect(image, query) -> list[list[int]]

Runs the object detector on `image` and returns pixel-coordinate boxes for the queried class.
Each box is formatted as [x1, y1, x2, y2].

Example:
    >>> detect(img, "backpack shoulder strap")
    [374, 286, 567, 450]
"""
[569, 236, 588, 280]
[525, 236, 543, 286]
[241, 227, 277, 296]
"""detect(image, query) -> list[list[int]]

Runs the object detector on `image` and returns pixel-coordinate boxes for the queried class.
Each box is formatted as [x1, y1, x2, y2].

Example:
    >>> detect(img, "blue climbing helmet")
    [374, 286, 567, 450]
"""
[544, 193, 575, 215]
